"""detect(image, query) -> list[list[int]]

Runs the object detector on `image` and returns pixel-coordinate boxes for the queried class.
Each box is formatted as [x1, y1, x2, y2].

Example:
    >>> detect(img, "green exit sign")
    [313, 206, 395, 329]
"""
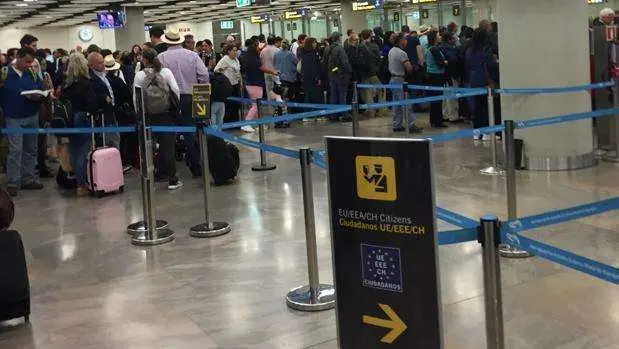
[236, 0, 250, 8]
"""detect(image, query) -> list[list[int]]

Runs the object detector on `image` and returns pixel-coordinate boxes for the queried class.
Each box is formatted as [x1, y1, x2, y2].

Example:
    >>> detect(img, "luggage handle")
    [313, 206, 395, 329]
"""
[91, 111, 106, 149]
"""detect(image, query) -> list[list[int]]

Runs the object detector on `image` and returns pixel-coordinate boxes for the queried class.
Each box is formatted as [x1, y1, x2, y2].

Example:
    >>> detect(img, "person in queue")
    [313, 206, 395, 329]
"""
[60, 53, 98, 197]
[299, 37, 323, 104]
[157, 28, 209, 177]
[149, 26, 168, 54]
[240, 39, 266, 133]
[130, 44, 142, 62]
[88, 52, 120, 149]
[0, 47, 46, 197]
[291, 34, 306, 58]
[133, 49, 182, 190]
[424, 30, 448, 128]
[259, 36, 282, 114]
[389, 33, 422, 133]
[183, 34, 196, 51]
[104, 55, 134, 173]
[198, 39, 218, 71]
[357, 29, 389, 118]
[214, 44, 242, 125]
[274, 41, 299, 107]
[325, 32, 352, 121]
[594, 7, 615, 26]
[465, 28, 498, 140]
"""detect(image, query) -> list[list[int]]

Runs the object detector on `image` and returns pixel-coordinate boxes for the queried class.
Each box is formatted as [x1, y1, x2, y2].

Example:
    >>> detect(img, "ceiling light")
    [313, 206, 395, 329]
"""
[15, 3, 29, 7]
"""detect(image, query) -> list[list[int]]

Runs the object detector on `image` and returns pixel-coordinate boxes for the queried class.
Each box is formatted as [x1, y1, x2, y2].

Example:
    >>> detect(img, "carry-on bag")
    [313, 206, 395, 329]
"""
[0, 230, 30, 323]
[87, 114, 124, 197]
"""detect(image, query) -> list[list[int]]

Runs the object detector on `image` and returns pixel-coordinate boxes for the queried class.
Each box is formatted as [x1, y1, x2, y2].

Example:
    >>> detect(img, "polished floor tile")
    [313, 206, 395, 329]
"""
[0, 114, 618, 348]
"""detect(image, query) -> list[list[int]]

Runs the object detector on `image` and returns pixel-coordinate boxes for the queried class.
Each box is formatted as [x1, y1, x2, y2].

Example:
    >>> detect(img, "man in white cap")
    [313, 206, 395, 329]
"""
[157, 28, 209, 177]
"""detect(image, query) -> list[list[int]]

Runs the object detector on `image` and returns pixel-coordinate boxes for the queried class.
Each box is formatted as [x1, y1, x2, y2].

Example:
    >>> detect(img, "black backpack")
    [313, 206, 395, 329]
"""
[210, 72, 233, 102]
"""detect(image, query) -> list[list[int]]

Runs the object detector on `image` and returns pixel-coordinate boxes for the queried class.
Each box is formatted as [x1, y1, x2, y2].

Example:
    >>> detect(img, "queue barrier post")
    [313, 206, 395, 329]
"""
[352, 81, 360, 137]
[286, 148, 335, 312]
[189, 122, 231, 238]
[130, 125, 175, 246]
[479, 215, 505, 349]
[603, 76, 619, 163]
[251, 99, 277, 171]
[480, 88, 505, 175]
[402, 83, 411, 134]
[499, 120, 533, 258]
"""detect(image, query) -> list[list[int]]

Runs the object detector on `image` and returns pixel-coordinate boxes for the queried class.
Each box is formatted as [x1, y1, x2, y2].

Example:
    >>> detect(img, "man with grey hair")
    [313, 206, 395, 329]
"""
[88, 52, 119, 148]
[594, 7, 615, 26]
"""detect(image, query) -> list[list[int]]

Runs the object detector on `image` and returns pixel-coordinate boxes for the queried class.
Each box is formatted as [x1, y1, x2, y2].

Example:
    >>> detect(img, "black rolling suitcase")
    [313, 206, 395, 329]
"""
[207, 135, 239, 185]
[0, 230, 30, 323]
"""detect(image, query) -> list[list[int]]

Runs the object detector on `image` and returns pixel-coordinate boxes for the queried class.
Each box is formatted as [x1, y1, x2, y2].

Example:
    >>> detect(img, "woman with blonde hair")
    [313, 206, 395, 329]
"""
[60, 53, 98, 197]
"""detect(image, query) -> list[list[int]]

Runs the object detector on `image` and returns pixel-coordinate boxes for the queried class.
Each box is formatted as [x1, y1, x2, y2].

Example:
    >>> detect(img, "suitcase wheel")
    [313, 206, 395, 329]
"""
[119, 185, 124, 193]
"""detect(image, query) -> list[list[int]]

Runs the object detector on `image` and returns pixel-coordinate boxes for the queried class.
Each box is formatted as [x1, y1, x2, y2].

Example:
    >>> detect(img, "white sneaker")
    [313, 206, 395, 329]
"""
[168, 180, 184, 191]
[473, 135, 481, 141]
[482, 134, 491, 141]
[241, 125, 255, 133]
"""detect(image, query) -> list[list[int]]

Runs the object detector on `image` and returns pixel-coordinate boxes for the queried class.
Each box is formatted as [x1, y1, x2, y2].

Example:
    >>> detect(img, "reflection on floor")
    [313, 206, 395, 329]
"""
[0, 115, 618, 349]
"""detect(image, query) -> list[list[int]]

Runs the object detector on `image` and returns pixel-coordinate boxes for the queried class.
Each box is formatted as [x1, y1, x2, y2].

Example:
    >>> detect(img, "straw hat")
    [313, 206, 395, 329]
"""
[418, 25, 431, 35]
[103, 55, 120, 71]
[161, 28, 185, 45]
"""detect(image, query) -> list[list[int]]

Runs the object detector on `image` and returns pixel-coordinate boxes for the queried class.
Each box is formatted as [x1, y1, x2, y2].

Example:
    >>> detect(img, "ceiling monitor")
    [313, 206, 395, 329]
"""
[97, 10, 126, 29]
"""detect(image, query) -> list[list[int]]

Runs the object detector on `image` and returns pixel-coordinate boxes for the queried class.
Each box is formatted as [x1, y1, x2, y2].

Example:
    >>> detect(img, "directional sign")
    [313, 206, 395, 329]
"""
[362, 303, 407, 344]
[421, 9, 429, 19]
[327, 136, 443, 349]
[192, 84, 211, 119]
[452, 4, 460, 16]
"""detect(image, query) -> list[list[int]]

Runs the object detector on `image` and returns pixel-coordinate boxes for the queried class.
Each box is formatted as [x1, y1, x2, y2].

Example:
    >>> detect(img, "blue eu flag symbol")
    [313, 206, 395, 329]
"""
[361, 244, 403, 293]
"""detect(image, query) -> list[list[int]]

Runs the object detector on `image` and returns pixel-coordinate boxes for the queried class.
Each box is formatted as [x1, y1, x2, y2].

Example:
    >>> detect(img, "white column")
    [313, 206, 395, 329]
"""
[498, 0, 594, 170]
[340, 0, 367, 35]
[115, 7, 144, 52]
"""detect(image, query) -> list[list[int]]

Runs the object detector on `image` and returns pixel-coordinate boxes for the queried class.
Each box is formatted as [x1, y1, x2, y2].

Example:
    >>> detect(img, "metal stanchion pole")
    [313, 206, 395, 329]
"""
[499, 120, 532, 258]
[352, 82, 360, 137]
[190, 123, 232, 237]
[403, 83, 410, 134]
[252, 99, 277, 171]
[131, 126, 174, 246]
[603, 76, 619, 162]
[479, 215, 505, 349]
[480, 88, 505, 175]
[286, 149, 335, 312]
[127, 88, 169, 236]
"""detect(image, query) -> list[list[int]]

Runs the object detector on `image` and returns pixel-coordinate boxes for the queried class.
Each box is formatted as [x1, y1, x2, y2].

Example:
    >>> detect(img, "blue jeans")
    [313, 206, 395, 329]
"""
[6, 114, 39, 188]
[390, 77, 415, 129]
[211, 102, 225, 128]
[70, 112, 91, 186]
[179, 94, 200, 176]
[329, 77, 349, 119]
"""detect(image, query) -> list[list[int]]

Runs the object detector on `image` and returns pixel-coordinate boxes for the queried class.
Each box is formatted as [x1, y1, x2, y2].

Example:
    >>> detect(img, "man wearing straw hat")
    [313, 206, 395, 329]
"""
[158, 28, 210, 177]
[88, 52, 120, 149]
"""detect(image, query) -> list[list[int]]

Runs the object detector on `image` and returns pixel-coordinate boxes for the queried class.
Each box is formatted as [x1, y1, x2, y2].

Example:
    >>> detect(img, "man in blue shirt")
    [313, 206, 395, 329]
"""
[0, 47, 46, 196]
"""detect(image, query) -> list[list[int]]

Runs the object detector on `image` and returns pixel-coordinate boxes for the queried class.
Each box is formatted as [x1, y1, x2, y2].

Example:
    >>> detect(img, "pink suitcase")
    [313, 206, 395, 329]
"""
[87, 114, 124, 198]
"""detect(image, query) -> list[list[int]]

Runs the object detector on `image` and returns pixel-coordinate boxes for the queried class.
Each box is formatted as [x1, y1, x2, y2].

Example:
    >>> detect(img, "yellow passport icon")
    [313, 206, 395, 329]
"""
[355, 156, 397, 201]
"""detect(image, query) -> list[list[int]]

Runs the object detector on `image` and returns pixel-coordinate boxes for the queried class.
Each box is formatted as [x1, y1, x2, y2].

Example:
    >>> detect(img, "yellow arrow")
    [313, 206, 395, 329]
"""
[196, 103, 207, 116]
[362, 303, 407, 344]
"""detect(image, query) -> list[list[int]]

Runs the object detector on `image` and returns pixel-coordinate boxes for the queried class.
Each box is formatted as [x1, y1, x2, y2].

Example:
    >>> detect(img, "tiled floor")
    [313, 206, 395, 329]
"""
[0, 115, 617, 349]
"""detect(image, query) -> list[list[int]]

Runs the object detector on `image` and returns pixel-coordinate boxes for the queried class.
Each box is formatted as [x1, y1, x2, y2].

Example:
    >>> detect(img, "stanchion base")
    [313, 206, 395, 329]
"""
[131, 228, 175, 246]
[602, 151, 619, 163]
[189, 222, 231, 238]
[499, 244, 533, 258]
[285, 284, 336, 312]
[480, 166, 505, 176]
[126, 220, 169, 235]
[252, 164, 277, 171]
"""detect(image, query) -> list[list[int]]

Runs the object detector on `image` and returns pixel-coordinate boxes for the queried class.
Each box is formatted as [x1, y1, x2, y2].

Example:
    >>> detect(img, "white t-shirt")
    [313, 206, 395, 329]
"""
[291, 41, 300, 56]
[214, 55, 241, 85]
[133, 67, 180, 109]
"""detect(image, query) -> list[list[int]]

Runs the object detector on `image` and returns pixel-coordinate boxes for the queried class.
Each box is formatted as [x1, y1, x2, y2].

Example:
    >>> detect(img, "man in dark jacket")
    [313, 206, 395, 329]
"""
[327, 32, 352, 121]
[150, 26, 168, 54]
[88, 52, 119, 149]
[357, 29, 389, 118]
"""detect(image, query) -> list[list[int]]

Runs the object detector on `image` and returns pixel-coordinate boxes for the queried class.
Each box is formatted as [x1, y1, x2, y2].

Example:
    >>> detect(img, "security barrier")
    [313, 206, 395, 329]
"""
[1, 81, 618, 348]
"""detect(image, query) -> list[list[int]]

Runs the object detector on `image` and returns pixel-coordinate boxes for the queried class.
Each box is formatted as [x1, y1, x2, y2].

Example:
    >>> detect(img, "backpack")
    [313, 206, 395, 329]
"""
[210, 72, 233, 102]
[143, 72, 170, 115]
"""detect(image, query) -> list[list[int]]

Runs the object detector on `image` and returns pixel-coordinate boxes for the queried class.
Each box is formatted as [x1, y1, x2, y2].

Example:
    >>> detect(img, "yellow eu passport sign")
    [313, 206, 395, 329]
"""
[355, 156, 397, 201]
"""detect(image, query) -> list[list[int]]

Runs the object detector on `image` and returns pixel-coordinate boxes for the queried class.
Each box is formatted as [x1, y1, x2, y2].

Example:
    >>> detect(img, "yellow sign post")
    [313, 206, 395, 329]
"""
[192, 84, 211, 119]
